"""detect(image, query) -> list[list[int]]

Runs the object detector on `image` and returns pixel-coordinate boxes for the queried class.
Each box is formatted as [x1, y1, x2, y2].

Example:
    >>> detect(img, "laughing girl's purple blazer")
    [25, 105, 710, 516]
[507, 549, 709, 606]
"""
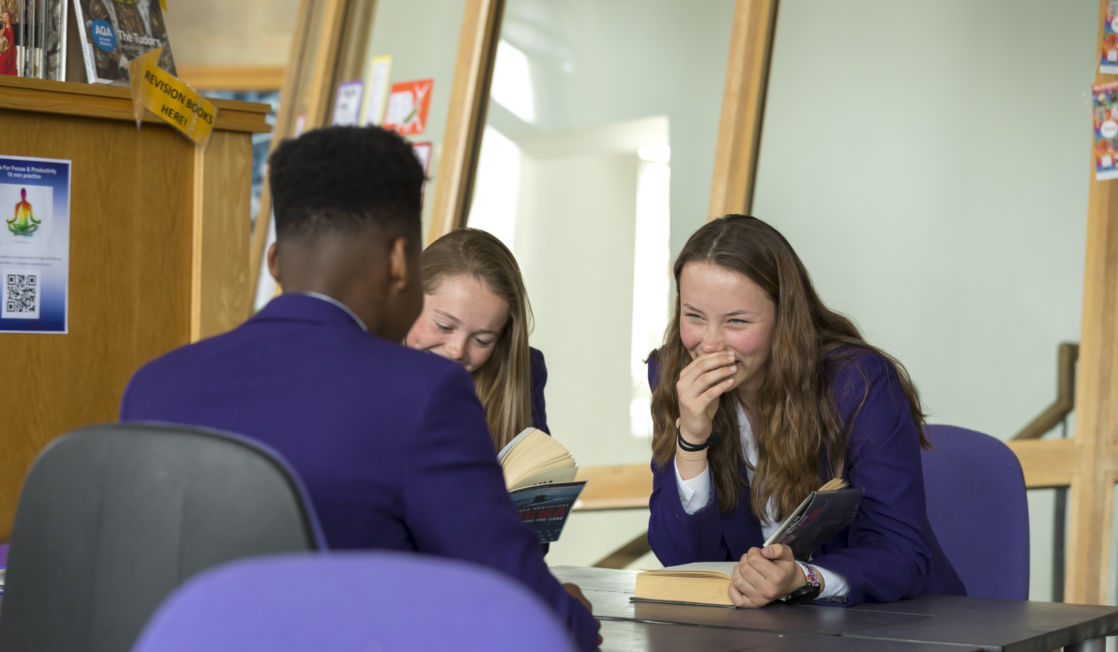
[121, 294, 597, 652]
[647, 349, 965, 605]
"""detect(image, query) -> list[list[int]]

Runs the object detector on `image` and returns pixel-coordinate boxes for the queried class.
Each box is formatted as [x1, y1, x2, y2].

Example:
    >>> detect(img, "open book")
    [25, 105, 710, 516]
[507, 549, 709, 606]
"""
[633, 478, 863, 606]
[497, 428, 586, 543]
[634, 561, 738, 607]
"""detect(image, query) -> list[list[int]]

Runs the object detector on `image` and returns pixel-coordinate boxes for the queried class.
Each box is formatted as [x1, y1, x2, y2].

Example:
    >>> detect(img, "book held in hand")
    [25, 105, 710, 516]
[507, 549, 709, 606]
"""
[633, 477, 863, 606]
[497, 427, 586, 543]
[762, 476, 863, 561]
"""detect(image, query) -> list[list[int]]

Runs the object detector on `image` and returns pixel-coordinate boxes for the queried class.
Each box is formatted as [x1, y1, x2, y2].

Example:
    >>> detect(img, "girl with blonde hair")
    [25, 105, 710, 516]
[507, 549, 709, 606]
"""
[406, 228, 547, 450]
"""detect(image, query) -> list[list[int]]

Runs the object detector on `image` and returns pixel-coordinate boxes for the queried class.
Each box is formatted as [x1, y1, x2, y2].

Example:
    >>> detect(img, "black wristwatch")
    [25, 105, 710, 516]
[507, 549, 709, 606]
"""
[782, 563, 821, 604]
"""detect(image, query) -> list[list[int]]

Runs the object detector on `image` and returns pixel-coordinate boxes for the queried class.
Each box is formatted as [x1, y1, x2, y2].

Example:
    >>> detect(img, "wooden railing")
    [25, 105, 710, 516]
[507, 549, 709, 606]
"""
[1012, 343, 1078, 441]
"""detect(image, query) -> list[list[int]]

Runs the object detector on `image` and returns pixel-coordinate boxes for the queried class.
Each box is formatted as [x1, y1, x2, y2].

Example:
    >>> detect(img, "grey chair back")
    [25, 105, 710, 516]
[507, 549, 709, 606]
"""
[0, 422, 322, 652]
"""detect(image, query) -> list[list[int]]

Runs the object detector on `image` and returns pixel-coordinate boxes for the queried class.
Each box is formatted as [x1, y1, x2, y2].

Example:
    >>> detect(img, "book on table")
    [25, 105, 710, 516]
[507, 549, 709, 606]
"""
[634, 561, 739, 607]
[497, 427, 586, 544]
[633, 477, 863, 606]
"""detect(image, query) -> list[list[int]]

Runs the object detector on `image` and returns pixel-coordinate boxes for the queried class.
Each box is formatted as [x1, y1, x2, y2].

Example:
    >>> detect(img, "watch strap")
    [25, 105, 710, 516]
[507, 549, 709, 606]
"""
[783, 563, 822, 604]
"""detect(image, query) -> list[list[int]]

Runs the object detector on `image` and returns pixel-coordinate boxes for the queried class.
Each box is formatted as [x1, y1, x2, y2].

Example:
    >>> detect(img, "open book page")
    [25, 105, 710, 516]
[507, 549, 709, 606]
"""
[640, 561, 738, 577]
[498, 427, 578, 492]
[497, 427, 535, 464]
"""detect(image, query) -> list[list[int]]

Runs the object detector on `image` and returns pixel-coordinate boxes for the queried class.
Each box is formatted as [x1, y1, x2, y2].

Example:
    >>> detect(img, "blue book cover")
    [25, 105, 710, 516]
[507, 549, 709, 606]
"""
[510, 480, 586, 544]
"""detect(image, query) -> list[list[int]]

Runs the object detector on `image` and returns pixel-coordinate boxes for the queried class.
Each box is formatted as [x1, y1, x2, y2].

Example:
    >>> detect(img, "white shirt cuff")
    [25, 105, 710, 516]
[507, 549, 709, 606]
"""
[673, 456, 712, 514]
[798, 562, 850, 602]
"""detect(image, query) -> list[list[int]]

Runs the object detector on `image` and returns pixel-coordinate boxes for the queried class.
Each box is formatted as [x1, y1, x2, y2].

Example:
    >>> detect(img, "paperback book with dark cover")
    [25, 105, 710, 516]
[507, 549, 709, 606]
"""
[498, 427, 587, 544]
[510, 481, 585, 544]
[633, 479, 864, 606]
[762, 481, 864, 561]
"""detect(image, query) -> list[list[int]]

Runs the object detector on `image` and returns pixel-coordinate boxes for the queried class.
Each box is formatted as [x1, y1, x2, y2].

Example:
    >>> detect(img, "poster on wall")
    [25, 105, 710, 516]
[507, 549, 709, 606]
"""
[411, 140, 432, 203]
[1092, 81, 1118, 181]
[383, 78, 433, 136]
[331, 79, 364, 126]
[1102, 1, 1118, 74]
[361, 55, 392, 126]
[0, 154, 71, 333]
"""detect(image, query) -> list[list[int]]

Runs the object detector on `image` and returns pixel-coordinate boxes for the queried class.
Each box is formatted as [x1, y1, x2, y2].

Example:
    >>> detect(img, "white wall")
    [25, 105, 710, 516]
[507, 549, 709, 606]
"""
[753, 0, 1096, 601]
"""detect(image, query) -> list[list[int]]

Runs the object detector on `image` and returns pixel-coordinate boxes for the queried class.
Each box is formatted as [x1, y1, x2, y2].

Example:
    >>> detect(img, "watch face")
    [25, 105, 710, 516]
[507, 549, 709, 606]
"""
[786, 584, 821, 604]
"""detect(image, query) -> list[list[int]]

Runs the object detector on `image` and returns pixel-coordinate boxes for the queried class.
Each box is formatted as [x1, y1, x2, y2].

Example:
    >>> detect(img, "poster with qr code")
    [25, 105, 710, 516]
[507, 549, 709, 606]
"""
[0, 154, 71, 333]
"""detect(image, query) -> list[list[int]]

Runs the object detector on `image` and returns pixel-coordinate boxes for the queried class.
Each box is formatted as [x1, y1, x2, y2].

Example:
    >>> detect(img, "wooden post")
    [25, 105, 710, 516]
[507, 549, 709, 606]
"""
[1062, 1, 1118, 604]
[707, 0, 778, 219]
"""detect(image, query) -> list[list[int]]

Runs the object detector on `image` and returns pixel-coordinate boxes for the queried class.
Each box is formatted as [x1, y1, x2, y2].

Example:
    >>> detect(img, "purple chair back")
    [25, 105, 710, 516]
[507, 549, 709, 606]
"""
[922, 424, 1029, 599]
[131, 551, 577, 652]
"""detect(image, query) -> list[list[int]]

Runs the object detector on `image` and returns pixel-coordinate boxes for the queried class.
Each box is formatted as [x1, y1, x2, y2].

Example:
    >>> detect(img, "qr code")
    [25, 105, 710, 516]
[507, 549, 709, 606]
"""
[3, 271, 40, 319]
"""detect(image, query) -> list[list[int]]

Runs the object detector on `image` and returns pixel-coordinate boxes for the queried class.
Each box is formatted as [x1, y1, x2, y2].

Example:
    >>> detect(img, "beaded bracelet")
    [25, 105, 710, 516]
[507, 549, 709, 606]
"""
[676, 425, 721, 452]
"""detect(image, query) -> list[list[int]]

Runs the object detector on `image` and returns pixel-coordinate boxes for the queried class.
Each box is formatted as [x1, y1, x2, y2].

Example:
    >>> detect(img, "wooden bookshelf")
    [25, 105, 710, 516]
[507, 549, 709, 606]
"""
[0, 76, 269, 538]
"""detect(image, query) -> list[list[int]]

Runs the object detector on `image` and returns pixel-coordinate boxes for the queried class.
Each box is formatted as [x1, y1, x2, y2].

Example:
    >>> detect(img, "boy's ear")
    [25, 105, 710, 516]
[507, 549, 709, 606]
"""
[266, 242, 281, 283]
[387, 237, 410, 289]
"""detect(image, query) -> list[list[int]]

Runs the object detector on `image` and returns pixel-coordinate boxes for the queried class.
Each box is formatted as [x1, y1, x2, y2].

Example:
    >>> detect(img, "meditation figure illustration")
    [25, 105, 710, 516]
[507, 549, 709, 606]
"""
[8, 188, 40, 236]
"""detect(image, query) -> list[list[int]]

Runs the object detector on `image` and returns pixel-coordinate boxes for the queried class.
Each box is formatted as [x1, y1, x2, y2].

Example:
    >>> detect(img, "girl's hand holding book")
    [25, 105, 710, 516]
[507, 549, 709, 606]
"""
[728, 544, 804, 608]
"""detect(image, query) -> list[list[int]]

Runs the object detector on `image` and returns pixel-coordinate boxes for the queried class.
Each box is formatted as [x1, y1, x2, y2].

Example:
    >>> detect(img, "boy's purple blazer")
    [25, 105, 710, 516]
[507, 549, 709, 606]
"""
[121, 293, 597, 651]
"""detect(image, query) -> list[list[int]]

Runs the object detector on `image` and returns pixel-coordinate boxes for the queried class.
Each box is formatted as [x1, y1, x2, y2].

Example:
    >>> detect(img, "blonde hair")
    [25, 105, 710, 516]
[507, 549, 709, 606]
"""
[421, 228, 534, 450]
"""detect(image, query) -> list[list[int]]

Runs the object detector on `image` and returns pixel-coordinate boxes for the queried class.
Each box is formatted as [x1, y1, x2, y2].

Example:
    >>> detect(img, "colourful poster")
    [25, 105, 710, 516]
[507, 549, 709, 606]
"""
[0, 155, 71, 333]
[383, 78, 433, 136]
[1092, 81, 1118, 181]
[1102, 1, 1118, 74]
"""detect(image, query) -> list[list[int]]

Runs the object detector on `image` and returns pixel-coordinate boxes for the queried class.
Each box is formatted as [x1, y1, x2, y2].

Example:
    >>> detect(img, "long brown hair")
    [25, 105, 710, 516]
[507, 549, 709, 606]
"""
[651, 215, 927, 519]
[421, 228, 533, 450]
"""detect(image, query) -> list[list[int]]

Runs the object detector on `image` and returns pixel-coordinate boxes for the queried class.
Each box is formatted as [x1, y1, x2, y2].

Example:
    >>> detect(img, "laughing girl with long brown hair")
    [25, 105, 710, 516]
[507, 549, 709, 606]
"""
[648, 215, 964, 607]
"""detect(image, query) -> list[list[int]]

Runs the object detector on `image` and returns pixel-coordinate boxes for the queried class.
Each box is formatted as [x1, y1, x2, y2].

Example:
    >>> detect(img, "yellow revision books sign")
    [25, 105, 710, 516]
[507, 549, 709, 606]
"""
[129, 48, 217, 147]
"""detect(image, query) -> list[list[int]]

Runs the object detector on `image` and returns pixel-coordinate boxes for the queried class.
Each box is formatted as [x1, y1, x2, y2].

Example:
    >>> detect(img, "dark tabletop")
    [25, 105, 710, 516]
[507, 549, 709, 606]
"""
[599, 619, 982, 652]
[552, 566, 1118, 652]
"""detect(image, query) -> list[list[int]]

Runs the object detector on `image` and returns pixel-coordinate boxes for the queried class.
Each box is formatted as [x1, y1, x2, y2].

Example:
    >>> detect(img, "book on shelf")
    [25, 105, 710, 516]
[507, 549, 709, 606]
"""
[71, 0, 174, 84]
[633, 477, 863, 606]
[497, 427, 586, 544]
[44, 0, 66, 80]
